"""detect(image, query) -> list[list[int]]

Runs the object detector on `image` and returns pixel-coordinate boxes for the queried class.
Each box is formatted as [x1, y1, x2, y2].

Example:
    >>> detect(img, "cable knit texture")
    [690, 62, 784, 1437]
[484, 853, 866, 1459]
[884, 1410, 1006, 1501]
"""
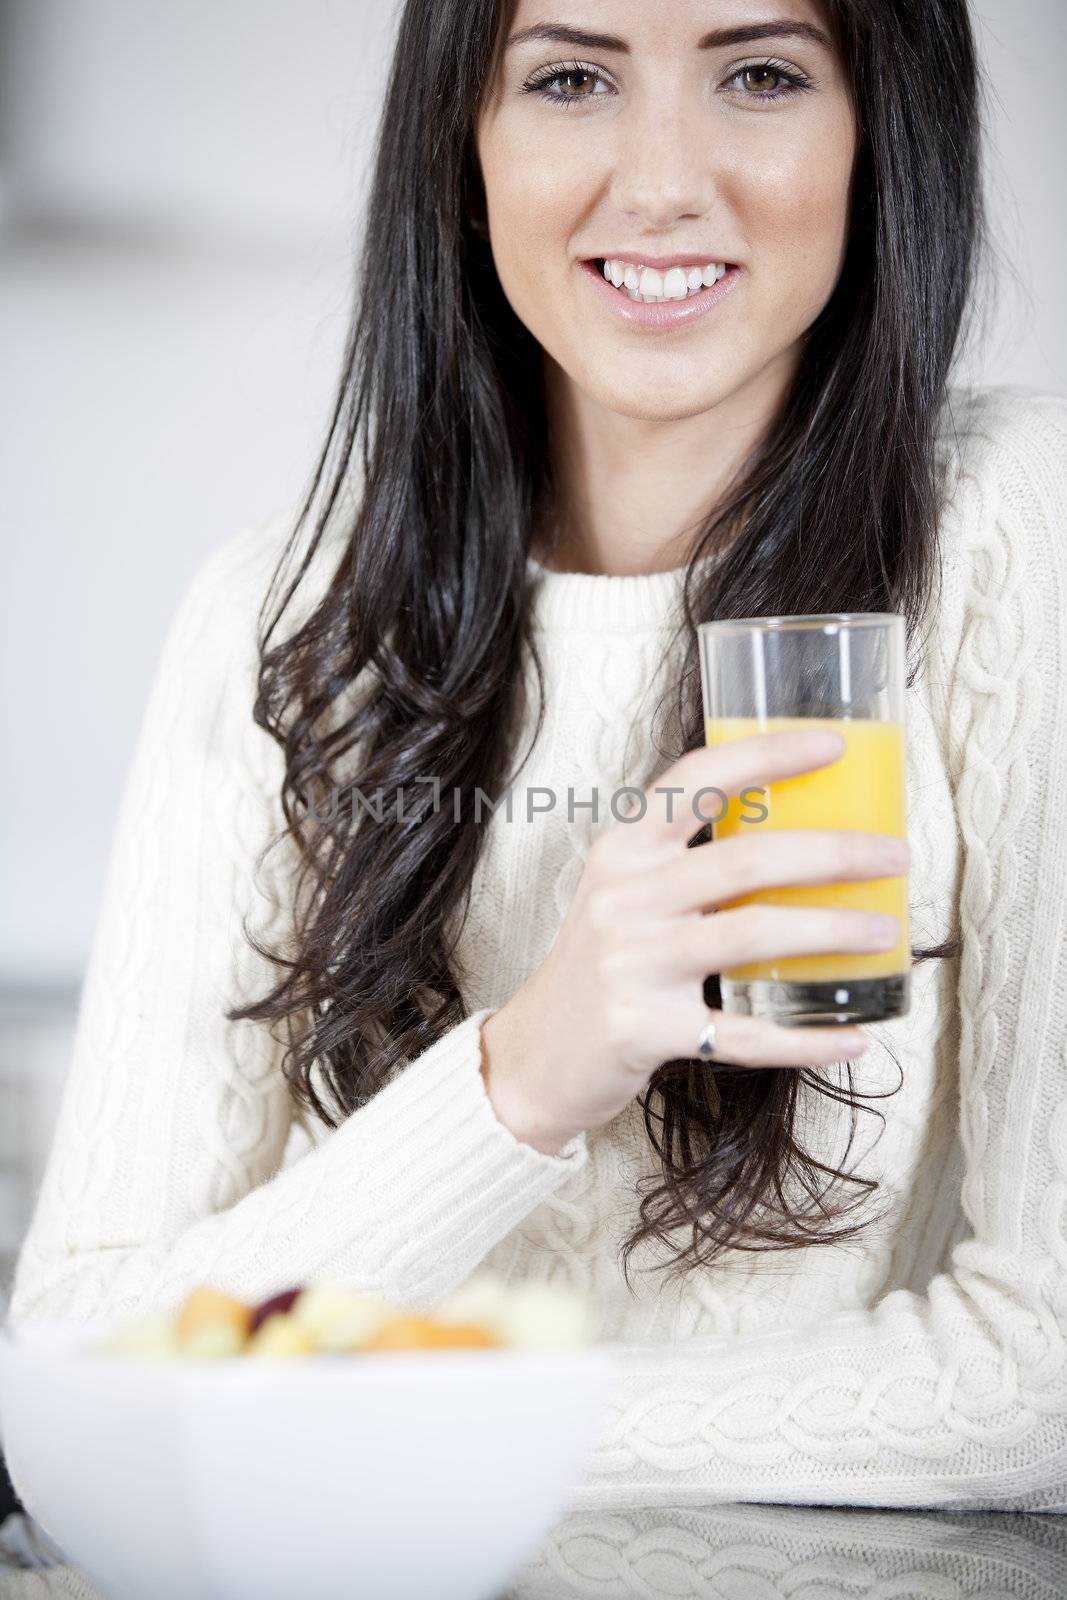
[5, 386, 1067, 1515]
[4, 1502, 1067, 1596]
[508, 1502, 1067, 1597]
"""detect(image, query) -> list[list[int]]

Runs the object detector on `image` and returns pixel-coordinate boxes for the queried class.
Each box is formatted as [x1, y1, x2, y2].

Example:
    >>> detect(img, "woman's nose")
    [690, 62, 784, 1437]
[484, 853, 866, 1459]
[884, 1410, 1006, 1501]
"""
[607, 98, 720, 230]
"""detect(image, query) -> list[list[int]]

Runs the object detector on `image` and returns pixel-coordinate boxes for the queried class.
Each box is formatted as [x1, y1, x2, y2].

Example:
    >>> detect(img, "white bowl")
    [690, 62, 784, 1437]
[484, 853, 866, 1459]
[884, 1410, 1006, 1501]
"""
[0, 1316, 618, 1600]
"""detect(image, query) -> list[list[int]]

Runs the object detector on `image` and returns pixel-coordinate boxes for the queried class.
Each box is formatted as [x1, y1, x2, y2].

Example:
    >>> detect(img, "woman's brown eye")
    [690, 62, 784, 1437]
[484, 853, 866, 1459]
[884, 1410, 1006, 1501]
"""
[743, 66, 781, 93]
[561, 69, 595, 97]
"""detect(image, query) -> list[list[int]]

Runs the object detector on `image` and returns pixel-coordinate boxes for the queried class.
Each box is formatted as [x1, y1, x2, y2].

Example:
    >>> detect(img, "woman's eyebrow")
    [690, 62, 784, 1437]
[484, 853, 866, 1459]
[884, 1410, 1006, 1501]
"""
[506, 20, 832, 53]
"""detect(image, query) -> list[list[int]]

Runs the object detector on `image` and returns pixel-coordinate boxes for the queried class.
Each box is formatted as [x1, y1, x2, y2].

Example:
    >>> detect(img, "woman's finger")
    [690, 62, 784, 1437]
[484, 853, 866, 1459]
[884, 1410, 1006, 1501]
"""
[667, 999, 869, 1071]
[665, 901, 899, 975]
[647, 827, 908, 917]
[608, 727, 847, 862]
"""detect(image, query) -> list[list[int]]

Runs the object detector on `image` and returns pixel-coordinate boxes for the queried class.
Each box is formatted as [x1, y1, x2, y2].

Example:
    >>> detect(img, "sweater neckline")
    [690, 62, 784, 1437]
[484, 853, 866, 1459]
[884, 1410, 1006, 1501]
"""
[525, 548, 721, 632]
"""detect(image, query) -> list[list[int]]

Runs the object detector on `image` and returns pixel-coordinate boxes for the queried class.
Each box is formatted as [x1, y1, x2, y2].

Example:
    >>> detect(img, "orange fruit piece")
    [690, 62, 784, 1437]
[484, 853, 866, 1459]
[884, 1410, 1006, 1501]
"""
[362, 1314, 503, 1351]
[175, 1285, 254, 1347]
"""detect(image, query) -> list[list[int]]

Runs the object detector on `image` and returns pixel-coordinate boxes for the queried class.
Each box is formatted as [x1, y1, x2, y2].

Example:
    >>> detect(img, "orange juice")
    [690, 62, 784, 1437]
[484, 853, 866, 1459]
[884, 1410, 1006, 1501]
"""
[703, 716, 909, 985]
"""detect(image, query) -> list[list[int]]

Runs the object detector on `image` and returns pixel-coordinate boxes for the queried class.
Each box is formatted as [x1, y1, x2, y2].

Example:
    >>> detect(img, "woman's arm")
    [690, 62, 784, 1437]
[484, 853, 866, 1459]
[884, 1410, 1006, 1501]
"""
[570, 391, 1067, 1514]
[515, 1502, 1067, 1598]
[6, 515, 586, 1328]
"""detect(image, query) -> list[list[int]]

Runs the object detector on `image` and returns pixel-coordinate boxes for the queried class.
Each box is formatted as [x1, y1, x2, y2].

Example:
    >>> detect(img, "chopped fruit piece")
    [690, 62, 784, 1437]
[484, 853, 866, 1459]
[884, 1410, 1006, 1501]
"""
[95, 1273, 593, 1358]
[434, 1273, 511, 1336]
[175, 1286, 253, 1347]
[247, 1313, 316, 1356]
[182, 1320, 248, 1358]
[290, 1284, 395, 1350]
[436, 1272, 593, 1349]
[249, 1288, 303, 1334]
[362, 1314, 503, 1351]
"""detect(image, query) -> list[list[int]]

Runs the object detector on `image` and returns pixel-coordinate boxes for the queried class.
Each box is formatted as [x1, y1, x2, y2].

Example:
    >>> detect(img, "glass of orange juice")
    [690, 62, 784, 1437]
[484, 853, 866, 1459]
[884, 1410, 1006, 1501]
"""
[697, 613, 910, 1027]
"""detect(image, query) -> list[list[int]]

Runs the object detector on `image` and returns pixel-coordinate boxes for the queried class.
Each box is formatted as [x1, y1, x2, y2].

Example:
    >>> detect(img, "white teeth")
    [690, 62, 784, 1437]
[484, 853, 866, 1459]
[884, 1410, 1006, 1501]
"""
[601, 258, 729, 302]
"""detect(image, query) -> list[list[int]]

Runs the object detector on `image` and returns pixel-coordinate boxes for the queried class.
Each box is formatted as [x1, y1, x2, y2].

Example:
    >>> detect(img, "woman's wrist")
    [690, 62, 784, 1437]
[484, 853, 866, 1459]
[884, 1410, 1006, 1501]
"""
[479, 1003, 580, 1158]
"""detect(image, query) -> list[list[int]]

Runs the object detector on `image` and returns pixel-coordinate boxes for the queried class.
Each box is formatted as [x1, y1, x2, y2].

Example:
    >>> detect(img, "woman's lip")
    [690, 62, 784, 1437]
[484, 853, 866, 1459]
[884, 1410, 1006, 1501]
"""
[578, 258, 741, 329]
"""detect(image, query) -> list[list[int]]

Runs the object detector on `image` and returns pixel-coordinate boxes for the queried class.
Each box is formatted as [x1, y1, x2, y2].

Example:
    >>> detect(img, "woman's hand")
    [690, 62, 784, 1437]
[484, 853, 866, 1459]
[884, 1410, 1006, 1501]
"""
[479, 727, 911, 1155]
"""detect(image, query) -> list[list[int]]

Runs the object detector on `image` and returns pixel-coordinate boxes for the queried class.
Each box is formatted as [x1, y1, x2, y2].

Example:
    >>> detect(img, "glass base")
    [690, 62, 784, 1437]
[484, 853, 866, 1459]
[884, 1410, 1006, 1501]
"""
[720, 970, 910, 1027]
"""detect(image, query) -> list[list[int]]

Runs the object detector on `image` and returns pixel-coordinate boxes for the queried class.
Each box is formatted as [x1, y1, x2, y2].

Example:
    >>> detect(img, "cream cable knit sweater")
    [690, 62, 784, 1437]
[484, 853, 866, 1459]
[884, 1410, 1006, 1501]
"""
[5, 1504, 1067, 1597]
[4, 1502, 1067, 1597]
[6, 386, 1067, 1514]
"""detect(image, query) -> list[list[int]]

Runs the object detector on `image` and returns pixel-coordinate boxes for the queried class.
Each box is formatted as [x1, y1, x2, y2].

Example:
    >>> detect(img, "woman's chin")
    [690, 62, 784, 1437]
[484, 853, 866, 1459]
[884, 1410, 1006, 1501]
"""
[580, 374, 742, 425]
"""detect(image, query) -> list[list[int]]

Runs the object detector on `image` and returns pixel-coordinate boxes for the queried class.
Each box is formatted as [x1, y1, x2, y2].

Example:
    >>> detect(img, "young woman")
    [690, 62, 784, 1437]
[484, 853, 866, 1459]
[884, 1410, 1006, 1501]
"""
[9, 0, 1067, 1513]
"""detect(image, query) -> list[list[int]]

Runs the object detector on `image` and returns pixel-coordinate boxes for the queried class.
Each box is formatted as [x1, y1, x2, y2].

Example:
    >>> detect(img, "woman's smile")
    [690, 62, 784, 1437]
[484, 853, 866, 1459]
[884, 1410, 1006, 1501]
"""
[595, 257, 731, 299]
[578, 255, 743, 330]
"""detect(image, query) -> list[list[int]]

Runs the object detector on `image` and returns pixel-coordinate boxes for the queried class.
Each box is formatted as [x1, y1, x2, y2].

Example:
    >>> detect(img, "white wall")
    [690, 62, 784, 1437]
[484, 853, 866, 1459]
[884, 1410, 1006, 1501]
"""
[0, 0, 1064, 986]
[0, 0, 392, 244]
[0, 0, 398, 984]
[963, 0, 1067, 391]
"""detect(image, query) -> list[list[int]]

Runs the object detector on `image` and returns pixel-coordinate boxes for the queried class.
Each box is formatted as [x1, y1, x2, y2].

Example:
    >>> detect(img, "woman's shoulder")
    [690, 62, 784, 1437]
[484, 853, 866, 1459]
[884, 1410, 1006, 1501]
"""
[919, 386, 1066, 707]
[937, 383, 1067, 503]
[932, 383, 1067, 579]
[170, 491, 356, 655]
[180, 505, 299, 617]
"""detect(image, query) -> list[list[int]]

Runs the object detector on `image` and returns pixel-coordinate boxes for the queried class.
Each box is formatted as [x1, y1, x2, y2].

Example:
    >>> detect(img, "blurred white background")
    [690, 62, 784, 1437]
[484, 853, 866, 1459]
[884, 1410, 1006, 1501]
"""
[1, 0, 1065, 1291]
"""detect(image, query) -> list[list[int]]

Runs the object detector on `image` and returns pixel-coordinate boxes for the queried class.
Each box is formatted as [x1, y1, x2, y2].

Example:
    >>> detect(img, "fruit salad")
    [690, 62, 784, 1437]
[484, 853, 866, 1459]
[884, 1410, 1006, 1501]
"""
[96, 1272, 593, 1359]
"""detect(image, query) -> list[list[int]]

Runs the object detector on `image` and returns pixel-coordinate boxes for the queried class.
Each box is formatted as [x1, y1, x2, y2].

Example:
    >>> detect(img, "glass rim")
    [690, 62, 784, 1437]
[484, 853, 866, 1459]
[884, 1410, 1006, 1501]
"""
[698, 612, 902, 633]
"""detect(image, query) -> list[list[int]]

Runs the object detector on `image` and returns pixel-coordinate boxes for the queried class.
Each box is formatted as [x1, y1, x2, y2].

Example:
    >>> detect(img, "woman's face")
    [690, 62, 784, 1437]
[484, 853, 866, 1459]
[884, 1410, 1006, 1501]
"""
[475, 0, 856, 424]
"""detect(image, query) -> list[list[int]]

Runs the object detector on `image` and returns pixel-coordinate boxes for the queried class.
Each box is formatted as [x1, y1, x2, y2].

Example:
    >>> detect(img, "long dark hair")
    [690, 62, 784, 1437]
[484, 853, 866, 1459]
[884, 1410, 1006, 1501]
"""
[228, 0, 982, 1288]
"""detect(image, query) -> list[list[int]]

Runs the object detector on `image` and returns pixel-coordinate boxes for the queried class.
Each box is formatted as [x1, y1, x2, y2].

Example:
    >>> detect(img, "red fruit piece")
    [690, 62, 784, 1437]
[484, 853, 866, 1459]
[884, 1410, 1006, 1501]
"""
[250, 1288, 303, 1334]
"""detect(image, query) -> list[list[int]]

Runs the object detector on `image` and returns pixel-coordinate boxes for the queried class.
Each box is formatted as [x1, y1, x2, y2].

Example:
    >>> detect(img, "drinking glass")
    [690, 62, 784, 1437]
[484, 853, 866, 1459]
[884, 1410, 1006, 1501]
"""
[697, 613, 910, 1027]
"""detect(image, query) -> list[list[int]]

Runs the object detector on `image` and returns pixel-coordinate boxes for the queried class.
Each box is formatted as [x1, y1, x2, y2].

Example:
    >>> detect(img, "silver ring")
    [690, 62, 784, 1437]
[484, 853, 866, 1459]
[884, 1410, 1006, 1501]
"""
[696, 1017, 718, 1060]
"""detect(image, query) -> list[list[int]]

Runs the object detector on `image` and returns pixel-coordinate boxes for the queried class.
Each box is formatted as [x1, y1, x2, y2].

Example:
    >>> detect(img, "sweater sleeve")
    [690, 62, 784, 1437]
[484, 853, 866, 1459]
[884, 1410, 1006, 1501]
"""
[5, 514, 586, 1329]
[513, 1500, 1067, 1598]
[570, 390, 1067, 1514]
